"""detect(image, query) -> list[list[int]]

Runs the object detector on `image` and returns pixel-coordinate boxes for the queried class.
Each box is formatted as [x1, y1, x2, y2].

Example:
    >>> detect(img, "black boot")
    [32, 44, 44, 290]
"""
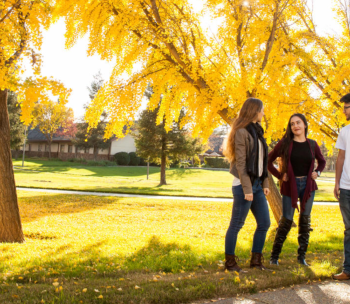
[297, 215, 311, 266]
[270, 217, 293, 265]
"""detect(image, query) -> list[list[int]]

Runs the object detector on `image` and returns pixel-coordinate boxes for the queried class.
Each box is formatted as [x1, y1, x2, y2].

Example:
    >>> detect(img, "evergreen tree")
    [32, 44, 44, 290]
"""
[73, 73, 111, 160]
[7, 91, 26, 158]
[135, 107, 204, 185]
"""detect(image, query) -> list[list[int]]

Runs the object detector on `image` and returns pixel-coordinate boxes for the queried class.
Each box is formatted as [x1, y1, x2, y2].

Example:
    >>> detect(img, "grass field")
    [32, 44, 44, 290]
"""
[13, 159, 337, 201]
[0, 190, 344, 303]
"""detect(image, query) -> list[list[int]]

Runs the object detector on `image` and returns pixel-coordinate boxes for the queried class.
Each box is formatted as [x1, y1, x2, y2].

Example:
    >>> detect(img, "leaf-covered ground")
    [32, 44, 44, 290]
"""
[0, 190, 343, 303]
[13, 159, 337, 201]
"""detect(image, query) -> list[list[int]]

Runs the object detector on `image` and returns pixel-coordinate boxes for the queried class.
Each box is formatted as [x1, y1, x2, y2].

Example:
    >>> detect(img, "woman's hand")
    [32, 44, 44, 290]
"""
[282, 173, 289, 182]
[311, 171, 318, 180]
[264, 188, 270, 196]
[245, 193, 253, 201]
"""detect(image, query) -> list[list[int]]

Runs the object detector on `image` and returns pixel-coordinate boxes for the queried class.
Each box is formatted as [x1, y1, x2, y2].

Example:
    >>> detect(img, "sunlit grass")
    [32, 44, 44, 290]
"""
[0, 191, 344, 303]
[13, 159, 337, 201]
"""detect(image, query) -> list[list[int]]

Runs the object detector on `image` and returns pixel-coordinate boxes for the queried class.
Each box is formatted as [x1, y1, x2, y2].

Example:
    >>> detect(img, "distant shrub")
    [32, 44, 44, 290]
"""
[114, 152, 130, 165]
[86, 160, 103, 166]
[193, 155, 201, 167]
[204, 157, 229, 169]
[179, 161, 190, 168]
[139, 157, 147, 166]
[103, 160, 117, 166]
[129, 152, 141, 166]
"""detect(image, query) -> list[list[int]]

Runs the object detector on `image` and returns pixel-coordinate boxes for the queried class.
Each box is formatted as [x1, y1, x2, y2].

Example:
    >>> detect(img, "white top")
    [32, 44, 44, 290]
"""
[232, 139, 264, 186]
[335, 124, 350, 190]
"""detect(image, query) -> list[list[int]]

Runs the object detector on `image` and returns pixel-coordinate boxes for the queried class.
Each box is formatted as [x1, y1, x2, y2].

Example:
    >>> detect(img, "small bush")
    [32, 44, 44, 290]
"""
[86, 160, 103, 166]
[139, 157, 147, 166]
[193, 155, 201, 167]
[103, 160, 117, 166]
[129, 152, 141, 166]
[114, 152, 130, 165]
[179, 161, 190, 168]
[204, 157, 229, 168]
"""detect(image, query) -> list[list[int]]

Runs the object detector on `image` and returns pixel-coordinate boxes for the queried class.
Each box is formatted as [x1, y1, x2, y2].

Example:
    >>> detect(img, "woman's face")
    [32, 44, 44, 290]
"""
[256, 106, 264, 122]
[290, 116, 306, 137]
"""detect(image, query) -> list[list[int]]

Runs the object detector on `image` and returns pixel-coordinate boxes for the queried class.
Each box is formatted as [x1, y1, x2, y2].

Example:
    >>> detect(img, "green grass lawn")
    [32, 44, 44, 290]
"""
[13, 158, 233, 198]
[13, 159, 337, 201]
[0, 191, 343, 303]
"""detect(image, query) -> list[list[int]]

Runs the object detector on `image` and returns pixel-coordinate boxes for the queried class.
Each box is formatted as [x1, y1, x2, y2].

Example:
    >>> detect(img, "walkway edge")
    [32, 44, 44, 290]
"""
[16, 187, 338, 205]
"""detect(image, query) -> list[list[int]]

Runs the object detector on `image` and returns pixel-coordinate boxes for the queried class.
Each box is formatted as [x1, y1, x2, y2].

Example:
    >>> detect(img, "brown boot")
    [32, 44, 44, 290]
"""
[332, 272, 350, 280]
[250, 252, 271, 271]
[225, 254, 247, 273]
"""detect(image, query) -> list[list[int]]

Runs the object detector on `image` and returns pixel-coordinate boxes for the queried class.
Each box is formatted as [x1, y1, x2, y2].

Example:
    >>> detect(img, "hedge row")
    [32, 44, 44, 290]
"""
[204, 157, 230, 168]
[114, 152, 146, 166]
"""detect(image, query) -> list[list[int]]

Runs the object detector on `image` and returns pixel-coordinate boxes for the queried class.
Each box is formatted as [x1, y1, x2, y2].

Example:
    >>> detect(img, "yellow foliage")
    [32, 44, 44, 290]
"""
[52, 0, 349, 147]
[0, 0, 71, 125]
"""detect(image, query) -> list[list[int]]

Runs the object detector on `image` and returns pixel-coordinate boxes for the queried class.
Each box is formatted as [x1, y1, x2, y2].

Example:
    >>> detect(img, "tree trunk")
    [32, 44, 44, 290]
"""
[48, 141, 52, 159]
[217, 108, 284, 225]
[266, 173, 283, 222]
[0, 89, 25, 243]
[94, 146, 98, 161]
[159, 137, 167, 186]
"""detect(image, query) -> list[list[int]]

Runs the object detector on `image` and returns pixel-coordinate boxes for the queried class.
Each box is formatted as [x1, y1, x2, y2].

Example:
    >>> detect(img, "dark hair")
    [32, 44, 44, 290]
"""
[279, 114, 308, 176]
[340, 93, 350, 104]
[224, 98, 263, 162]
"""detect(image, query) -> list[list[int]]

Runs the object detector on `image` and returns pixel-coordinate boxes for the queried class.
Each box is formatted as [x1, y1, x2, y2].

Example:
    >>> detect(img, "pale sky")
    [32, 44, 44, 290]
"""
[33, 0, 341, 119]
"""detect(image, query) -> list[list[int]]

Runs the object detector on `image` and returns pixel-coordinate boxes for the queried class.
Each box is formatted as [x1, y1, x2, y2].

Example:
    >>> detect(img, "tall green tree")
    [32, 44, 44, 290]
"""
[7, 91, 26, 158]
[74, 73, 111, 161]
[73, 113, 111, 161]
[135, 107, 204, 185]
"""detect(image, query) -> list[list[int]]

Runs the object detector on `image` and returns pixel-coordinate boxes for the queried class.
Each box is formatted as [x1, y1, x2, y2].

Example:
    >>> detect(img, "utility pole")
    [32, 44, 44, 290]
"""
[22, 126, 27, 167]
[147, 158, 149, 180]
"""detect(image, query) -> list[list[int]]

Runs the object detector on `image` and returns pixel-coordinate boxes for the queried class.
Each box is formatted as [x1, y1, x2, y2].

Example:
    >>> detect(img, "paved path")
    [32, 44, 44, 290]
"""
[202, 280, 350, 304]
[16, 187, 338, 205]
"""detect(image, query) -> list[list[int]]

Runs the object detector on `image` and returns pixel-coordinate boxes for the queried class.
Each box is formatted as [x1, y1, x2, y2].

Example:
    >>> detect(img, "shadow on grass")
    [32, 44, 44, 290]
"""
[0, 240, 109, 279]
[18, 194, 122, 223]
[124, 236, 222, 273]
[15, 159, 208, 179]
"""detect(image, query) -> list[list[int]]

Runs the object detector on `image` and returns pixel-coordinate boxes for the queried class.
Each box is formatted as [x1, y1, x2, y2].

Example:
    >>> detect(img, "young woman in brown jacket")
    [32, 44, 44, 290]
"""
[224, 98, 271, 273]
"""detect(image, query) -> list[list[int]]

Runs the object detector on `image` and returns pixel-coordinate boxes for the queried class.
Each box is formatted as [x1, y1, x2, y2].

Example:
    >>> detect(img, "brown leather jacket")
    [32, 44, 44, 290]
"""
[229, 128, 269, 195]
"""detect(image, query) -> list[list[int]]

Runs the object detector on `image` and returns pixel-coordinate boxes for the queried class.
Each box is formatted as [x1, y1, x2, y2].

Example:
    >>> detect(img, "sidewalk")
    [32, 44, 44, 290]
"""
[202, 280, 350, 304]
[16, 187, 338, 205]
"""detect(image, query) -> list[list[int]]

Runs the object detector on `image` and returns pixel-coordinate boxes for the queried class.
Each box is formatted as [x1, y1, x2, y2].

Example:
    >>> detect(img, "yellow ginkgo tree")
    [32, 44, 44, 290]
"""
[0, 0, 71, 242]
[54, 0, 321, 223]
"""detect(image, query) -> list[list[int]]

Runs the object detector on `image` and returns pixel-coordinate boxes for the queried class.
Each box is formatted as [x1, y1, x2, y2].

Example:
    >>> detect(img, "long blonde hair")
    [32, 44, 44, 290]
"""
[223, 98, 263, 163]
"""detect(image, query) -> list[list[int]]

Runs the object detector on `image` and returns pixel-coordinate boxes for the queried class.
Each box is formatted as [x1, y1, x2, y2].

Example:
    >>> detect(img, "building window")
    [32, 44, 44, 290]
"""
[38, 144, 42, 152]
[29, 144, 31, 152]
[60, 145, 65, 152]
[45, 145, 49, 152]
[68, 145, 73, 153]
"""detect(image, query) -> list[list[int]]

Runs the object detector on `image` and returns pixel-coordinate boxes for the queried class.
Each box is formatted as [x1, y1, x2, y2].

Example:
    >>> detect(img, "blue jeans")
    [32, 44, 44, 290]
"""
[225, 179, 271, 255]
[282, 177, 315, 221]
[339, 188, 350, 275]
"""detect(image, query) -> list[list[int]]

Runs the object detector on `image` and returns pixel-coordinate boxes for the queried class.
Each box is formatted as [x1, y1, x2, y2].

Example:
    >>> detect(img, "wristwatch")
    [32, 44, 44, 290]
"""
[316, 171, 321, 177]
